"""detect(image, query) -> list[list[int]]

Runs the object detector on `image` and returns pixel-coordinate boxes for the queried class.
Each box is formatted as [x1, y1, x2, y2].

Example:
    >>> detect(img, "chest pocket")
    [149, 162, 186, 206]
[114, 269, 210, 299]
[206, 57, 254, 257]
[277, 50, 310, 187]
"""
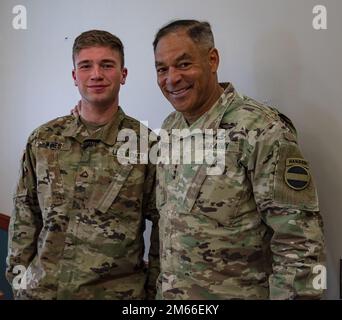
[91, 161, 134, 214]
[86, 150, 140, 242]
[185, 142, 245, 225]
[35, 140, 71, 209]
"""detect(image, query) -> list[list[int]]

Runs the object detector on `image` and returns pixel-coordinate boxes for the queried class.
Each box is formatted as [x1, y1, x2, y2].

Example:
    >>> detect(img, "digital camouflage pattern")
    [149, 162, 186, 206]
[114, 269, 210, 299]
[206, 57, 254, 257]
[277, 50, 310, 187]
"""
[6, 107, 159, 300]
[156, 83, 325, 300]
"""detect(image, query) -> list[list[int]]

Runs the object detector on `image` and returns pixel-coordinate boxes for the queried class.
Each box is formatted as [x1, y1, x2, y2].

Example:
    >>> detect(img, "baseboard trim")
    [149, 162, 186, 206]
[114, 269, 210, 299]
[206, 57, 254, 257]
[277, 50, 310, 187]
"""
[0, 213, 10, 231]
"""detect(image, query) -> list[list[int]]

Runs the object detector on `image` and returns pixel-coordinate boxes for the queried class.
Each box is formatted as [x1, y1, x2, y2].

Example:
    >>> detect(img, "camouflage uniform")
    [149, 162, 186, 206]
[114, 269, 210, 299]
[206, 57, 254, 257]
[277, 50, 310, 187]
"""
[6, 107, 159, 300]
[156, 83, 325, 300]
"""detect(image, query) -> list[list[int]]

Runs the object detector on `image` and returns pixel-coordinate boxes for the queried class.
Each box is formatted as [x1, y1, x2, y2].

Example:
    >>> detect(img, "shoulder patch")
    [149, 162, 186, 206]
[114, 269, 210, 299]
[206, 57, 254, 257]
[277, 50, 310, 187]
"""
[284, 158, 310, 191]
[273, 144, 318, 210]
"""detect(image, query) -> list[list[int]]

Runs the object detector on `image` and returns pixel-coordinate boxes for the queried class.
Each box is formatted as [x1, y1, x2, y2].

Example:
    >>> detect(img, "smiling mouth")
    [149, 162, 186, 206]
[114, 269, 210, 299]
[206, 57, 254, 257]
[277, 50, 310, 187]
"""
[88, 85, 108, 89]
[168, 86, 192, 96]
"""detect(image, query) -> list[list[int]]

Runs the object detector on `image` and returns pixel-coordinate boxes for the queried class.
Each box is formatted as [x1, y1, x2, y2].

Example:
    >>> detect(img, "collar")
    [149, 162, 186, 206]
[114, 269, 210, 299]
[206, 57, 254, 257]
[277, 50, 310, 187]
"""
[178, 82, 238, 131]
[62, 106, 126, 146]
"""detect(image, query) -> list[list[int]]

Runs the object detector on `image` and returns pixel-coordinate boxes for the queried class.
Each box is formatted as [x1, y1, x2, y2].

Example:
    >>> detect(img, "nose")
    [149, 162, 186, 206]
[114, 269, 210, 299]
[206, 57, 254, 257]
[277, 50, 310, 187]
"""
[165, 67, 181, 87]
[90, 65, 104, 80]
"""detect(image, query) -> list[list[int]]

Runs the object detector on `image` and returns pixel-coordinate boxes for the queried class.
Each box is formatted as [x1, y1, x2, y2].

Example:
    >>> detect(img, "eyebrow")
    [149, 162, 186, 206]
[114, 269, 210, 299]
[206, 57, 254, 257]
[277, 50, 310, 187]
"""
[77, 60, 91, 66]
[101, 59, 117, 64]
[155, 53, 193, 67]
[77, 59, 117, 66]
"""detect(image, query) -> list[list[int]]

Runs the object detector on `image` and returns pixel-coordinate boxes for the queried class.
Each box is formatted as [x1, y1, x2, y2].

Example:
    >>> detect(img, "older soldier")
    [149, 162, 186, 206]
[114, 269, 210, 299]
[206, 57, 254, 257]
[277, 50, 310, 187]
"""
[6, 30, 159, 300]
[154, 20, 325, 299]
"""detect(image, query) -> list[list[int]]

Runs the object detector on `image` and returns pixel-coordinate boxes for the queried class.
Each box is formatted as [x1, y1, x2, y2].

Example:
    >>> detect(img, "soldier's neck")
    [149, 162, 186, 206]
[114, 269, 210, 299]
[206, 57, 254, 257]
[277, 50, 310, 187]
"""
[184, 84, 224, 125]
[80, 101, 119, 125]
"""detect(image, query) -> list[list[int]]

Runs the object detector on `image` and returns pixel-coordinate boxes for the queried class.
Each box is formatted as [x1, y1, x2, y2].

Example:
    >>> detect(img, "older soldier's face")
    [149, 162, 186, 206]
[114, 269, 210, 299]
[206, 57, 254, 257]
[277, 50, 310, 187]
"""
[155, 30, 219, 119]
[72, 46, 127, 107]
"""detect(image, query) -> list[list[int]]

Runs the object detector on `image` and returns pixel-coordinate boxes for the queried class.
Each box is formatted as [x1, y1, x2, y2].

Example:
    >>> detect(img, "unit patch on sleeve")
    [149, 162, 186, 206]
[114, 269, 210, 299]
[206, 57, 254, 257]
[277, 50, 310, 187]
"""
[273, 143, 319, 210]
[284, 158, 310, 191]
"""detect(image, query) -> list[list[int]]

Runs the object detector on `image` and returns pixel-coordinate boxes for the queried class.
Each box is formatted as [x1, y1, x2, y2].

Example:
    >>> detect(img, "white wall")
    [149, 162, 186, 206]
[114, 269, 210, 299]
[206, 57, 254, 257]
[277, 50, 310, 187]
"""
[0, 0, 341, 299]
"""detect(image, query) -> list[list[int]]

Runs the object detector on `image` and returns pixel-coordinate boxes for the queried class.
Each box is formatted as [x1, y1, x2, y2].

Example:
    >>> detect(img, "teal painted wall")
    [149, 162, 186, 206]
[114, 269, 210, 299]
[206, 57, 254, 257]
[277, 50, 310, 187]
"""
[0, 229, 13, 299]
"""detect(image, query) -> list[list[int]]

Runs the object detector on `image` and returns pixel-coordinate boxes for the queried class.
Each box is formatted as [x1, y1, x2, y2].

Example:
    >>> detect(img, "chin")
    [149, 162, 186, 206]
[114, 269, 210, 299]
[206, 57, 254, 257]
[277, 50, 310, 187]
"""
[171, 103, 192, 113]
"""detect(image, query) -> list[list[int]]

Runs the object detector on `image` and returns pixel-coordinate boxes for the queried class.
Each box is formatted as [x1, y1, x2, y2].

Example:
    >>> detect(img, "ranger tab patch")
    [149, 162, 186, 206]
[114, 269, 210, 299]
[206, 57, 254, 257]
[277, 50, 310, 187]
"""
[285, 158, 310, 190]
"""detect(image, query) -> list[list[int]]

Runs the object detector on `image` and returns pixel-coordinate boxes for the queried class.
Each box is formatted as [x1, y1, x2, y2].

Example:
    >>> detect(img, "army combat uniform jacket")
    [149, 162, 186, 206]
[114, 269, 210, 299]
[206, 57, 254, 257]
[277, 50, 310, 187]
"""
[156, 83, 325, 300]
[6, 107, 159, 300]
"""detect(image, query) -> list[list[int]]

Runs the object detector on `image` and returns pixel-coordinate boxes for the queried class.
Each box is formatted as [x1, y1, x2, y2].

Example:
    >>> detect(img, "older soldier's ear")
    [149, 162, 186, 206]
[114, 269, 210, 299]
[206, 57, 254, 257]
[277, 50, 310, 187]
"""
[208, 48, 220, 73]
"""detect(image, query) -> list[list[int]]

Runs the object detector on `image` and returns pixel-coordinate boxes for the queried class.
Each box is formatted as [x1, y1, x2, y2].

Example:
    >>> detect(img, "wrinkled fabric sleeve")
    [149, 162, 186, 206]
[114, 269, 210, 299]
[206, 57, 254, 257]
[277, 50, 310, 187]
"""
[6, 134, 42, 293]
[142, 157, 160, 300]
[247, 121, 325, 299]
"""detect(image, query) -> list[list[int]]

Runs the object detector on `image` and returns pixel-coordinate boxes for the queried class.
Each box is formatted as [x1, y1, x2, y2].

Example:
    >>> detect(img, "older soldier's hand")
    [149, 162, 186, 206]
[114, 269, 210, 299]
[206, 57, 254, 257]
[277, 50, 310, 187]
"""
[71, 100, 82, 117]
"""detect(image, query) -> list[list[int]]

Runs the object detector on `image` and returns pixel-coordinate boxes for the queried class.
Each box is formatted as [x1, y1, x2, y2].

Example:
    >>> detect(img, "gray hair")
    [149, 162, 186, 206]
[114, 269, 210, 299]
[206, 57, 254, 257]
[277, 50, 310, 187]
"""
[153, 20, 215, 51]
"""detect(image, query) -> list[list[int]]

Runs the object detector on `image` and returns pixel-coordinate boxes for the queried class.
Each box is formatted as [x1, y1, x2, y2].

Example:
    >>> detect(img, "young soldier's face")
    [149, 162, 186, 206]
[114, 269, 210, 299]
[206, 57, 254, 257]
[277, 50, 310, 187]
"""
[155, 31, 219, 118]
[72, 46, 127, 107]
